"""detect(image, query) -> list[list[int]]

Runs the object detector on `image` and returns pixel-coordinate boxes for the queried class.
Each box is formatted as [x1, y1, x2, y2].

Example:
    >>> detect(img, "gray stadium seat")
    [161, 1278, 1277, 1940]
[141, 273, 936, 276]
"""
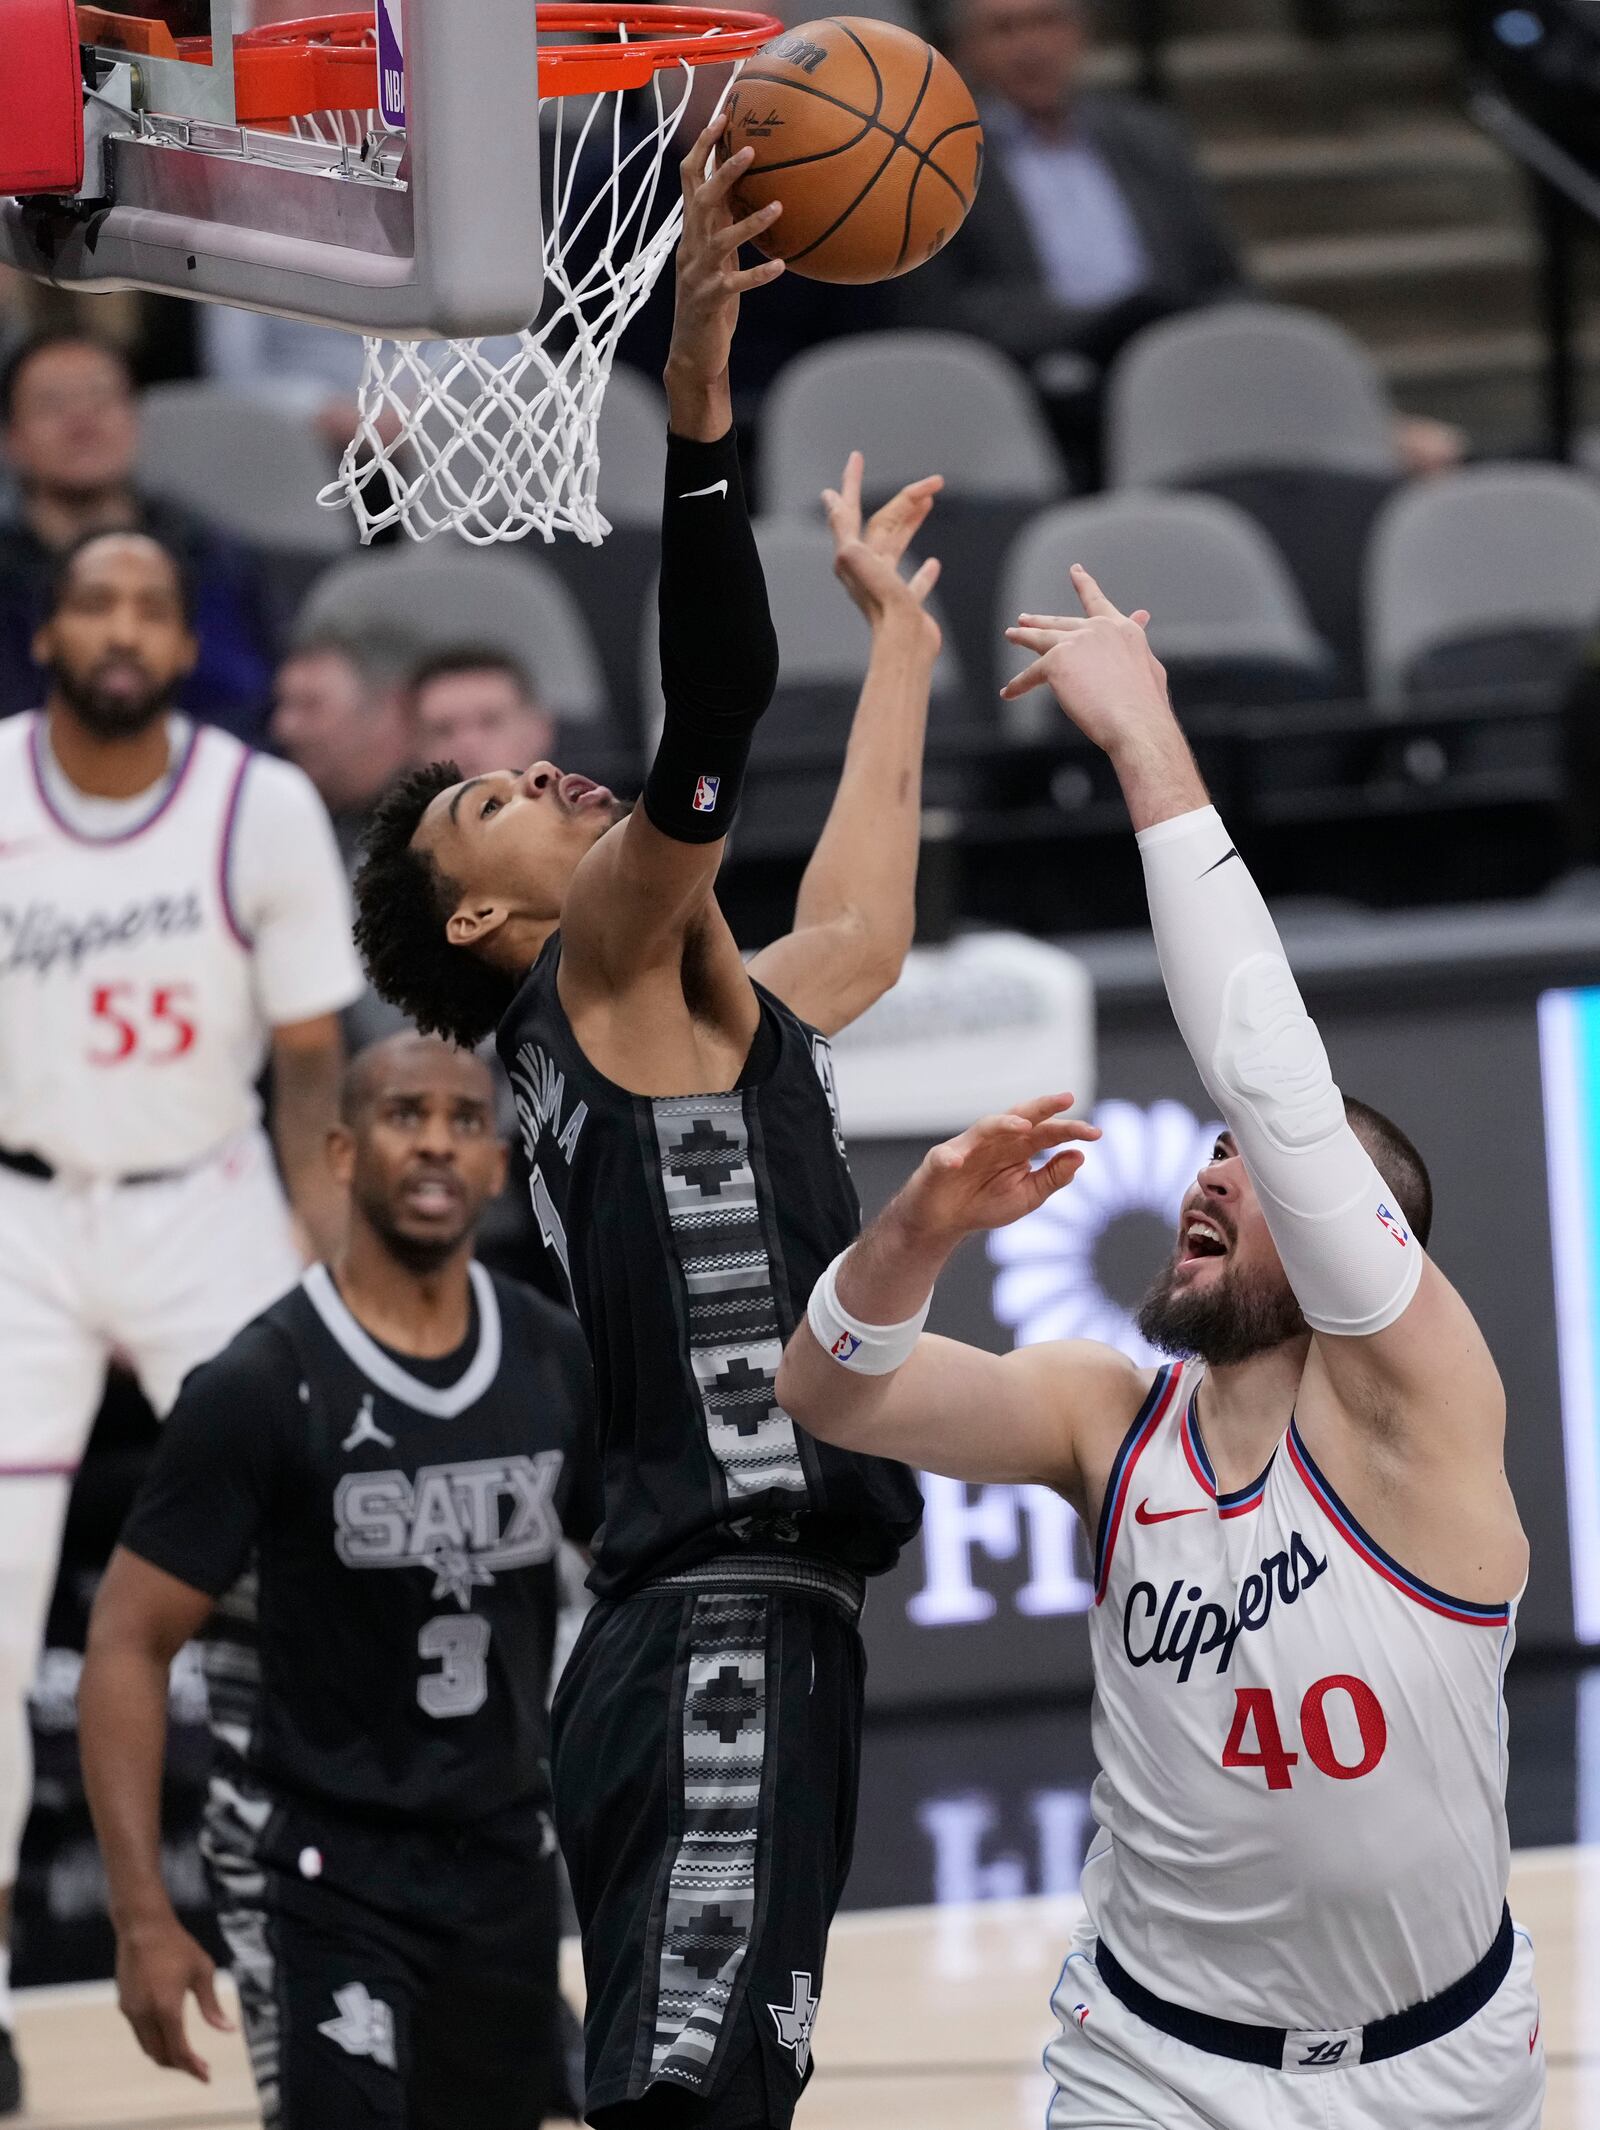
[1106, 303, 1401, 489]
[1366, 463, 1600, 710]
[761, 332, 1068, 517]
[297, 549, 607, 723]
[593, 365, 668, 530]
[997, 493, 1336, 735]
[136, 382, 353, 554]
[639, 517, 961, 735]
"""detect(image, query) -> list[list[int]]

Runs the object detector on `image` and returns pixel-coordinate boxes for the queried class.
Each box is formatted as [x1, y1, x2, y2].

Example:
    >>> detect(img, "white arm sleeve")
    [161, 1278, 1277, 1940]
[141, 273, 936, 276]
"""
[230, 757, 367, 1027]
[1137, 805, 1423, 1338]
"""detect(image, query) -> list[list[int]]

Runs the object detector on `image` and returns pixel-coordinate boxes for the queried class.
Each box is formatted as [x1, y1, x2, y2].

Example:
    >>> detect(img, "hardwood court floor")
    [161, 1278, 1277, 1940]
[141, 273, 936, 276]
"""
[12, 1846, 1596, 2129]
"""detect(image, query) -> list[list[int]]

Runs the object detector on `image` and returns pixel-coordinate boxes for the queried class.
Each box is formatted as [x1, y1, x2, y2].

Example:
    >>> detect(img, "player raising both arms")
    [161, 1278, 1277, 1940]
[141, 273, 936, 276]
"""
[351, 127, 937, 2130]
[775, 570, 1542, 2130]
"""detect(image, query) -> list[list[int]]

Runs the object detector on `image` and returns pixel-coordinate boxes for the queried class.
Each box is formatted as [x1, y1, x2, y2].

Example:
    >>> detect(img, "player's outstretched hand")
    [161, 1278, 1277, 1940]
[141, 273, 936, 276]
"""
[1000, 564, 1170, 754]
[824, 452, 944, 649]
[667, 116, 785, 393]
[116, 1913, 234, 2082]
[899, 1094, 1100, 1241]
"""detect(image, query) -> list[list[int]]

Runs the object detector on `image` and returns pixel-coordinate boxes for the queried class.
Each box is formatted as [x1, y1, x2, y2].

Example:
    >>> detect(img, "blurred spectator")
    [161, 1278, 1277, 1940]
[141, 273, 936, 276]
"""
[905, 0, 1462, 485]
[408, 645, 558, 778]
[270, 624, 421, 867]
[0, 333, 279, 737]
[906, 0, 1246, 402]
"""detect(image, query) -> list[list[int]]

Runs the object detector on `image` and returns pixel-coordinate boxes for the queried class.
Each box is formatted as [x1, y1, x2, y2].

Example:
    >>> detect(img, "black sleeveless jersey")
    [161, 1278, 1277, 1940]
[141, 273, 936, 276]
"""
[120, 1264, 600, 1823]
[496, 934, 924, 1598]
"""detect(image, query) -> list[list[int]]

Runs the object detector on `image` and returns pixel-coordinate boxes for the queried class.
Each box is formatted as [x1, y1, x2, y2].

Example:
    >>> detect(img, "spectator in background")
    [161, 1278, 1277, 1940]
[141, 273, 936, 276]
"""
[906, 0, 1462, 485]
[0, 334, 279, 737]
[270, 623, 421, 868]
[408, 646, 557, 779]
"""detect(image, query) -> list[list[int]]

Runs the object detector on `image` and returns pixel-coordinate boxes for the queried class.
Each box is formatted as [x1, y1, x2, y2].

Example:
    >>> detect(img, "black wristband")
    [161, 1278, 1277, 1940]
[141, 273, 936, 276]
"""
[644, 425, 780, 842]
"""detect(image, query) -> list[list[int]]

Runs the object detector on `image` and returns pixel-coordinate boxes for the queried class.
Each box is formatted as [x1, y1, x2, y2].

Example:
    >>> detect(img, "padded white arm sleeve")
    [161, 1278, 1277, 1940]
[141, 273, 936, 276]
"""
[1137, 806, 1424, 1338]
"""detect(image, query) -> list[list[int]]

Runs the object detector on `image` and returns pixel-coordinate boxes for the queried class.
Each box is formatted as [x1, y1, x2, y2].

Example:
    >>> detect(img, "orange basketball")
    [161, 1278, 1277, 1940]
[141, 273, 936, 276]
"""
[719, 18, 983, 284]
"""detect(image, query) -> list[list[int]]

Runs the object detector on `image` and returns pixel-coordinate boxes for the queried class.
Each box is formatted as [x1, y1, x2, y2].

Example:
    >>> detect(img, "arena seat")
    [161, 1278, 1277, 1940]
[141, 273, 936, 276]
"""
[996, 492, 1337, 736]
[136, 383, 354, 555]
[760, 332, 1069, 516]
[297, 548, 609, 725]
[1106, 304, 1405, 688]
[1365, 463, 1600, 711]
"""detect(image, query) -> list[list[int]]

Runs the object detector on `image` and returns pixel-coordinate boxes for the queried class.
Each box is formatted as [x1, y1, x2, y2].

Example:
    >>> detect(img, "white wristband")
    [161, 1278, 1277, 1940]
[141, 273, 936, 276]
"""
[806, 1249, 931, 1375]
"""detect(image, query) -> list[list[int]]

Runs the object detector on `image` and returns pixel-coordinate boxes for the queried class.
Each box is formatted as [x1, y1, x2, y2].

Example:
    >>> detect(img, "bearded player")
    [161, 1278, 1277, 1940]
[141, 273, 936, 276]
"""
[350, 128, 938, 2129]
[774, 569, 1541, 2130]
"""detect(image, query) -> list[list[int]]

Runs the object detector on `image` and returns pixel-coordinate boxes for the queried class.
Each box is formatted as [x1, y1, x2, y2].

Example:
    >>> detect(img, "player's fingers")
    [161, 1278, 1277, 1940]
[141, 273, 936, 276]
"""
[841, 449, 865, 522]
[680, 117, 730, 197]
[907, 555, 941, 601]
[716, 198, 782, 254]
[194, 1962, 234, 2033]
[730, 257, 786, 293]
[1006, 626, 1074, 655]
[999, 654, 1053, 700]
[1015, 613, 1092, 632]
[1006, 1090, 1078, 1123]
[1070, 562, 1126, 620]
[1131, 609, 1152, 629]
[1029, 1148, 1087, 1202]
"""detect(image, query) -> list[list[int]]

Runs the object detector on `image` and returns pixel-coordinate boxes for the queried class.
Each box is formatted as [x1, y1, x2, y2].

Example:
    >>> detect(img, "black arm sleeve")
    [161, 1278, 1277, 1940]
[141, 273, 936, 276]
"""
[117, 1322, 291, 1597]
[642, 427, 782, 844]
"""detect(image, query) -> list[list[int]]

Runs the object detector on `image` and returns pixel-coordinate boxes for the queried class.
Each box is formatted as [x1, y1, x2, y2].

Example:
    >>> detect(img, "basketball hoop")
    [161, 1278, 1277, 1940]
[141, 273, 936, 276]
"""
[227, 6, 780, 545]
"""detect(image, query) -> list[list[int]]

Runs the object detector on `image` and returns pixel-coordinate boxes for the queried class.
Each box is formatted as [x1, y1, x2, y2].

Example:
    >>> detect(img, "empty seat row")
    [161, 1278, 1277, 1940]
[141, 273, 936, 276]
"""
[282, 462, 1600, 758]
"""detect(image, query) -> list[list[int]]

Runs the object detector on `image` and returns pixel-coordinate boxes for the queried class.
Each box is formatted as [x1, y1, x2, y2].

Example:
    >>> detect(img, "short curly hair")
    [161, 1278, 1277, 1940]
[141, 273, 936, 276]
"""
[352, 762, 517, 1049]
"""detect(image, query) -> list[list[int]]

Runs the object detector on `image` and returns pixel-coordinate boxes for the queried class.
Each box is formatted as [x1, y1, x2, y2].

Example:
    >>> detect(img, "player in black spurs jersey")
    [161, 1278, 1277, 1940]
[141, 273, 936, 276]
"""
[349, 127, 939, 2130]
[77, 1034, 599, 2130]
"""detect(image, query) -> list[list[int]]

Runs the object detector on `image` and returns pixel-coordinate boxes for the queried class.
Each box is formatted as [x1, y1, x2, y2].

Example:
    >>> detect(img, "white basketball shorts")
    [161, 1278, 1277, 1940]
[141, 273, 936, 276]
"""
[0, 1127, 301, 1879]
[1045, 1916, 1545, 2130]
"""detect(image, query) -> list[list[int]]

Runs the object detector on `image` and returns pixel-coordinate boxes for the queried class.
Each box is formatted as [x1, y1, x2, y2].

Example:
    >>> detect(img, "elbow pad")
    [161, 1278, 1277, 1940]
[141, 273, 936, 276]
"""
[1137, 806, 1423, 1337]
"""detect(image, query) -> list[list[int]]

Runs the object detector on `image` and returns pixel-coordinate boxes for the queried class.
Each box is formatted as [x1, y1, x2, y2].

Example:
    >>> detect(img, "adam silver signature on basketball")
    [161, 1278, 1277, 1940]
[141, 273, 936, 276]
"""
[776, 566, 1541, 2130]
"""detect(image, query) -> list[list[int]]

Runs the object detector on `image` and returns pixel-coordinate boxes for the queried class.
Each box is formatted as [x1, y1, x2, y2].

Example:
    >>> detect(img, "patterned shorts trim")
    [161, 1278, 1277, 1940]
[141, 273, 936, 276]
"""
[647, 1590, 771, 2087]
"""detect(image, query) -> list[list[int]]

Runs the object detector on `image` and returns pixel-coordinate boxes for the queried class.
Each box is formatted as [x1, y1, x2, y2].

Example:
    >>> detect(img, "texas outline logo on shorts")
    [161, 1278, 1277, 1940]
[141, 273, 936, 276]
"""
[769, 1971, 819, 2075]
[693, 775, 721, 814]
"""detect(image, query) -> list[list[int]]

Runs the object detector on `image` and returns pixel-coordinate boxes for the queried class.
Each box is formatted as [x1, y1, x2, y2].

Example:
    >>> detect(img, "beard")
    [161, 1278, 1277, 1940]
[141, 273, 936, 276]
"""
[1136, 1252, 1307, 1369]
[51, 661, 170, 739]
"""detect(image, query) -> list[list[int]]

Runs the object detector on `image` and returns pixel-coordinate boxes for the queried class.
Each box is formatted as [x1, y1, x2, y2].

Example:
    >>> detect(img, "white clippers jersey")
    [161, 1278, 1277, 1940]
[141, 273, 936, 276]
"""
[0, 714, 273, 1176]
[1084, 1361, 1517, 2031]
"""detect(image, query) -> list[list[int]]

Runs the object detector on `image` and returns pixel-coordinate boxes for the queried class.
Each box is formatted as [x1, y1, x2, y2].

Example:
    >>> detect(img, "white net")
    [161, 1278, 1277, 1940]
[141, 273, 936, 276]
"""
[319, 45, 737, 546]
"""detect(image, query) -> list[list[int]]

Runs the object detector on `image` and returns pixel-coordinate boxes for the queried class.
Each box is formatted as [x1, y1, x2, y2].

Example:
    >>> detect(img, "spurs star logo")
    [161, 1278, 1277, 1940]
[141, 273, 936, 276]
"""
[318, 1982, 397, 2069]
[342, 1394, 396, 1454]
[768, 1972, 818, 2075]
[423, 1541, 497, 1608]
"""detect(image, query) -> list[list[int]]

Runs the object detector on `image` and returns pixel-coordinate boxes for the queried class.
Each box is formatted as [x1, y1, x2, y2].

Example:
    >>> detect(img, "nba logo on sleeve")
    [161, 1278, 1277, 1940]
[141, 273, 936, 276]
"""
[1375, 1202, 1410, 1248]
[692, 775, 721, 815]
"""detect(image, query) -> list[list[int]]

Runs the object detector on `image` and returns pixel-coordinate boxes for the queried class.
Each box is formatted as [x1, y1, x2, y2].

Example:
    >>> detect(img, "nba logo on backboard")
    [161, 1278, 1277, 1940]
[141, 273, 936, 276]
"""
[693, 775, 720, 814]
[377, 0, 407, 130]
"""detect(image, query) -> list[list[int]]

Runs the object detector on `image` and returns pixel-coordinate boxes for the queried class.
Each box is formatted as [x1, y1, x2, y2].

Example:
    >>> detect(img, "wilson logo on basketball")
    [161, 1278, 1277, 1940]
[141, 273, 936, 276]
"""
[769, 34, 828, 72]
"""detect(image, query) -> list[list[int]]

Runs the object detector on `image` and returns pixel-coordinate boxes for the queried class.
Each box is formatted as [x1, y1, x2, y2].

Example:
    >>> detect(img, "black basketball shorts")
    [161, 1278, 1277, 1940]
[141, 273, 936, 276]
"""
[204, 1786, 577, 2130]
[552, 1556, 867, 2129]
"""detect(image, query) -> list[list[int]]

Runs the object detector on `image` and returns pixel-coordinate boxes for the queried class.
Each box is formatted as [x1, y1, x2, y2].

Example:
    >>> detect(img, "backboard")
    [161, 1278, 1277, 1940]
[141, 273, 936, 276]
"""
[0, 1, 545, 338]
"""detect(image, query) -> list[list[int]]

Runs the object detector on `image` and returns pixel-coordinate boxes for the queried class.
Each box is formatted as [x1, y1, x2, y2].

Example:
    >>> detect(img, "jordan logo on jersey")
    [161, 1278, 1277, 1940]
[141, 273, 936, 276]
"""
[333, 1451, 565, 1607]
[1123, 1530, 1329, 1682]
[341, 1394, 396, 1453]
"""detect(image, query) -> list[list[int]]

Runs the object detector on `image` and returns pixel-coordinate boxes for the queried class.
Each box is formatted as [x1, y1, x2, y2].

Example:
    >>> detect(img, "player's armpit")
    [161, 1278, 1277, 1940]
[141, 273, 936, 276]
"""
[1308, 1253, 1507, 1462]
[558, 807, 731, 1001]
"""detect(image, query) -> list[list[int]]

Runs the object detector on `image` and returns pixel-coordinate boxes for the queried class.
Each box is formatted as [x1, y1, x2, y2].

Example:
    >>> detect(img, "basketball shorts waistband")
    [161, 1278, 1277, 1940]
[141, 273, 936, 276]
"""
[1094, 1905, 1514, 2074]
[639, 1553, 866, 1622]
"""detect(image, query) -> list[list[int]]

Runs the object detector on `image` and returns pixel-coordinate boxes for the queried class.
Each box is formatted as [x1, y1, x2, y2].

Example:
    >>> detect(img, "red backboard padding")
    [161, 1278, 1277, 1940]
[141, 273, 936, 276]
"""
[7, 0, 85, 195]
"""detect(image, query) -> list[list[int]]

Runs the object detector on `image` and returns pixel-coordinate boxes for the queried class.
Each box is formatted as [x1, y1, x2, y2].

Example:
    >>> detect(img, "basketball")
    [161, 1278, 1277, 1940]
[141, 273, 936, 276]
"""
[719, 18, 984, 285]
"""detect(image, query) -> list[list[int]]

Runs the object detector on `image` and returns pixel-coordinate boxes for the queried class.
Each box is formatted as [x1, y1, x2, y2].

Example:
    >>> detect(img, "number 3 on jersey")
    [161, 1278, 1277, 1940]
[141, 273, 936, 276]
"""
[1223, 1674, 1388, 1790]
[417, 1614, 490, 1719]
[87, 981, 198, 1065]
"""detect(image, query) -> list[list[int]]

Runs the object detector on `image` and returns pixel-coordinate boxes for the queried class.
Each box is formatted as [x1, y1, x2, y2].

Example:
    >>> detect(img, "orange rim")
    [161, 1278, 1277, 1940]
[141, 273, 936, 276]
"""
[160, 6, 782, 120]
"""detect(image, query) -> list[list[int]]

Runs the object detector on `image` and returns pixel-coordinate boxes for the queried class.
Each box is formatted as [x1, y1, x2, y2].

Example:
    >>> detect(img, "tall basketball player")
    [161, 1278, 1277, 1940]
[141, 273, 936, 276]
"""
[350, 128, 936, 2129]
[80, 1033, 598, 2129]
[774, 568, 1542, 2130]
[0, 528, 361, 2111]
